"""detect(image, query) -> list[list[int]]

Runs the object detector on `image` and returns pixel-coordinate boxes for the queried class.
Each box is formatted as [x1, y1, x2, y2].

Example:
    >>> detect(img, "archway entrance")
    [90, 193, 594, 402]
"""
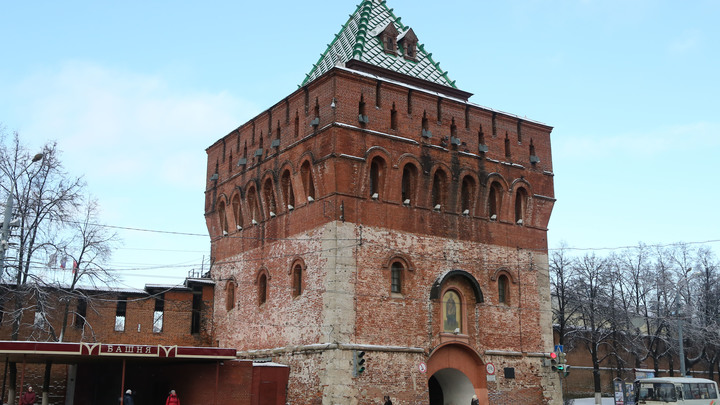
[428, 368, 475, 405]
[427, 343, 487, 405]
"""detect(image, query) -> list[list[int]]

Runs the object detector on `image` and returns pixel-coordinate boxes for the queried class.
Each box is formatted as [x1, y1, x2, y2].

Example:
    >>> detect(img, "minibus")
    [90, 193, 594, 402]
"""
[635, 377, 719, 404]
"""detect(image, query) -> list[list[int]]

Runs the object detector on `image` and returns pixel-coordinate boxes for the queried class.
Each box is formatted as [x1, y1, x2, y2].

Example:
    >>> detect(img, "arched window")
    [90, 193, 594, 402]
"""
[246, 187, 261, 223]
[231, 194, 243, 230]
[488, 181, 503, 220]
[442, 290, 462, 333]
[515, 187, 528, 225]
[401, 164, 417, 205]
[498, 274, 509, 304]
[292, 262, 303, 297]
[281, 169, 295, 211]
[369, 156, 385, 199]
[226, 280, 236, 311]
[217, 200, 229, 235]
[432, 170, 447, 210]
[460, 176, 475, 215]
[300, 161, 316, 202]
[263, 178, 277, 217]
[390, 261, 404, 294]
[258, 273, 268, 305]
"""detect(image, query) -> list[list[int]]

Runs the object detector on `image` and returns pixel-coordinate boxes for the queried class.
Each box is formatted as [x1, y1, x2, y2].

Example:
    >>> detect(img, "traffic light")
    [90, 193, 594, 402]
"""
[552, 350, 566, 373]
[353, 350, 366, 376]
[562, 365, 571, 378]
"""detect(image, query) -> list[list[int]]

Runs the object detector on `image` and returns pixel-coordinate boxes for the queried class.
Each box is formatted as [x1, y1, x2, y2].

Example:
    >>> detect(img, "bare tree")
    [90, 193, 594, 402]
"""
[692, 247, 720, 379]
[0, 129, 117, 404]
[550, 243, 578, 348]
[570, 253, 613, 402]
[55, 197, 118, 342]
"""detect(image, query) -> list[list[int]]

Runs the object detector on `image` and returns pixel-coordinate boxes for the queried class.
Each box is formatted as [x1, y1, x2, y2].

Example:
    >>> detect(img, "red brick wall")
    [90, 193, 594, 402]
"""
[206, 68, 557, 404]
[0, 285, 214, 346]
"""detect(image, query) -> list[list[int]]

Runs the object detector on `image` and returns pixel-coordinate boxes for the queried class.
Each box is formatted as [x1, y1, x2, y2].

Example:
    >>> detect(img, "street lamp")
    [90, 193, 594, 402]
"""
[0, 152, 44, 269]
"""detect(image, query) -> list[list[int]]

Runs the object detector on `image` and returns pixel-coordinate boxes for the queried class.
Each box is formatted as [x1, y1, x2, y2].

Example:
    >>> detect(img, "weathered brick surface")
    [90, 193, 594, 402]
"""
[0, 285, 214, 345]
[207, 67, 559, 404]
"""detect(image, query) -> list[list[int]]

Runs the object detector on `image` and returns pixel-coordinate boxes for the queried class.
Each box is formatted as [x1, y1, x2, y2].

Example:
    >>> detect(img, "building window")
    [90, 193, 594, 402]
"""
[488, 181, 503, 220]
[391, 261, 403, 294]
[380, 24, 399, 54]
[401, 164, 417, 205]
[460, 176, 475, 215]
[386, 36, 395, 52]
[369, 157, 385, 199]
[442, 290, 462, 333]
[74, 297, 87, 329]
[300, 161, 316, 202]
[515, 187, 528, 225]
[264, 178, 277, 218]
[191, 285, 202, 334]
[226, 281, 236, 311]
[399, 28, 418, 61]
[498, 275, 510, 304]
[153, 295, 164, 333]
[247, 187, 261, 223]
[115, 297, 127, 332]
[258, 273, 268, 306]
[432, 170, 447, 210]
[232, 194, 243, 230]
[218, 200, 228, 235]
[281, 169, 295, 211]
[292, 263, 303, 297]
[358, 95, 368, 126]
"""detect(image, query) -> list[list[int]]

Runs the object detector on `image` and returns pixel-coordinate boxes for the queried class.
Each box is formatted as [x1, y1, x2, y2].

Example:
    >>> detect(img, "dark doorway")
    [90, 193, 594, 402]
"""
[428, 375, 443, 405]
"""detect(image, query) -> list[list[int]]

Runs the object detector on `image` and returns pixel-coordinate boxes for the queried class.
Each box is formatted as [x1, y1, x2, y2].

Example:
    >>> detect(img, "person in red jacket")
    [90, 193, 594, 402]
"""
[20, 386, 36, 405]
[165, 389, 180, 405]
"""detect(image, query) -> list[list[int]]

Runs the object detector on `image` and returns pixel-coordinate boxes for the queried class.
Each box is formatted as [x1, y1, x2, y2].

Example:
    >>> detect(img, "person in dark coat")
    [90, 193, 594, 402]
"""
[123, 389, 134, 405]
[471, 394, 480, 405]
[165, 389, 180, 405]
[383, 396, 392, 405]
[20, 386, 36, 405]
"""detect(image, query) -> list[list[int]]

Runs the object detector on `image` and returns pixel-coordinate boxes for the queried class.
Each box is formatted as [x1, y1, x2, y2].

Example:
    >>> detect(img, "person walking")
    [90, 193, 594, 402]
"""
[165, 389, 180, 405]
[470, 394, 479, 405]
[20, 386, 36, 405]
[123, 389, 134, 405]
[383, 395, 392, 405]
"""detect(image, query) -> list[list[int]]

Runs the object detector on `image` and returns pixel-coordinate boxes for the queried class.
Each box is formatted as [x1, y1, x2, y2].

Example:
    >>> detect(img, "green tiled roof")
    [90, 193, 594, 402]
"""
[301, 0, 457, 89]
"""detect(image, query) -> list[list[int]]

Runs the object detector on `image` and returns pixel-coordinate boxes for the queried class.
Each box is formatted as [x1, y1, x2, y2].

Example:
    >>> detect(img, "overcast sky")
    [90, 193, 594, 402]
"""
[1, 0, 718, 288]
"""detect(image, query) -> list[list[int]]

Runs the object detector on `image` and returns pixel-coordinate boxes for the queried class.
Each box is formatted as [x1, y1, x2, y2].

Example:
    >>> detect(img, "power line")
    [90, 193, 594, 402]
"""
[61, 219, 720, 252]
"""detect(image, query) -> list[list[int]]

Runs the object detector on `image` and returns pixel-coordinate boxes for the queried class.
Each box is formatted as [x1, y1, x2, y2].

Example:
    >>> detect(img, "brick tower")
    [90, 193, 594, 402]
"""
[205, 1, 558, 403]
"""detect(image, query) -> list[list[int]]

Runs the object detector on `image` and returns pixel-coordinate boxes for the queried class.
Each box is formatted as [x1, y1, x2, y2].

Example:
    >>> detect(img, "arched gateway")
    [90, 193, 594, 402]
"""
[427, 343, 488, 405]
